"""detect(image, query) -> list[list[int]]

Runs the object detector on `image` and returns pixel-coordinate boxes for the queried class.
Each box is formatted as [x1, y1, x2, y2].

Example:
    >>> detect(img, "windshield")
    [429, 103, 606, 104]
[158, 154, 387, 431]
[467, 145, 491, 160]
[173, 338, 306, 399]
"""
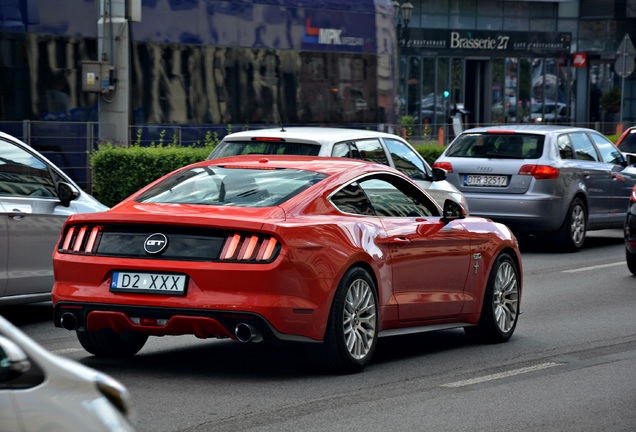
[211, 141, 321, 159]
[136, 166, 327, 207]
[446, 133, 545, 159]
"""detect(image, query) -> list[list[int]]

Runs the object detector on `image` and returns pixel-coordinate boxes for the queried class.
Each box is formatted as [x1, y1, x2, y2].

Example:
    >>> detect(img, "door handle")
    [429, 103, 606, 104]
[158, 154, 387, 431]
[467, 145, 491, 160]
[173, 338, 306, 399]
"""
[8, 212, 27, 220]
[391, 237, 411, 246]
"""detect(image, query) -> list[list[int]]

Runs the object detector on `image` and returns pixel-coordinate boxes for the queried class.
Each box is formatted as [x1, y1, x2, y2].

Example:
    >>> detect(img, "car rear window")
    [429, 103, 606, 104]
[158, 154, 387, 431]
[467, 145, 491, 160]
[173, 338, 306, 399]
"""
[446, 133, 544, 159]
[136, 166, 327, 207]
[210, 140, 321, 158]
[619, 130, 636, 153]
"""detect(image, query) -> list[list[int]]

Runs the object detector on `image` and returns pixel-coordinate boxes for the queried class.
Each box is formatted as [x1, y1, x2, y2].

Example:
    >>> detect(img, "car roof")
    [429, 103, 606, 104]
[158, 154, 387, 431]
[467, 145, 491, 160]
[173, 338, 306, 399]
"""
[220, 127, 405, 145]
[197, 154, 397, 176]
[0, 130, 27, 146]
[458, 124, 596, 136]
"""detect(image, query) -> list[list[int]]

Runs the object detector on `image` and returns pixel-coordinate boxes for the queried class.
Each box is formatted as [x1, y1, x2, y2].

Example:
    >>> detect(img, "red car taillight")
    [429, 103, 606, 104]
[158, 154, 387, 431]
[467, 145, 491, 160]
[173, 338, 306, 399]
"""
[433, 161, 453, 173]
[219, 233, 279, 261]
[59, 225, 102, 254]
[630, 186, 636, 203]
[518, 164, 560, 180]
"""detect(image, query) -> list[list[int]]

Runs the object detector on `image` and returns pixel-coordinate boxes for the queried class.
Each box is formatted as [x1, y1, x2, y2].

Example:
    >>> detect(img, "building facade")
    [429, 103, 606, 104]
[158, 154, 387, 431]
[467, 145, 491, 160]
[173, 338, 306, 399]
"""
[395, 0, 636, 135]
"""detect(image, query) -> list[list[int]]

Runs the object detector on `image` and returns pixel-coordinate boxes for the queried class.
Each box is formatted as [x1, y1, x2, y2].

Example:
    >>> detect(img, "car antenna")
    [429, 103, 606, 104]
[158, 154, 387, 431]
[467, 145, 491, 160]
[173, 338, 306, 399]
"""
[280, 124, 286, 132]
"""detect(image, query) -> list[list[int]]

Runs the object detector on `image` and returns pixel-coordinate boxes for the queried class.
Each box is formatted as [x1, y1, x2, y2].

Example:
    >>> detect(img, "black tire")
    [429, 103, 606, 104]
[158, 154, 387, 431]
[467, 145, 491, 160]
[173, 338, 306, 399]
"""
[465, 253, 520, 343]
[555, 198, 586, 252]
[322, 267, 378, 374]
[77, 329, 148, 357]
[626, 246, 636, 276]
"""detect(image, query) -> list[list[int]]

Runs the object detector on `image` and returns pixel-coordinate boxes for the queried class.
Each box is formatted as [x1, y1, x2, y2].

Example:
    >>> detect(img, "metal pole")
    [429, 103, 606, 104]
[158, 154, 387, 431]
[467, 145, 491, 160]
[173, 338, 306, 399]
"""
[620, 34, 627, 130]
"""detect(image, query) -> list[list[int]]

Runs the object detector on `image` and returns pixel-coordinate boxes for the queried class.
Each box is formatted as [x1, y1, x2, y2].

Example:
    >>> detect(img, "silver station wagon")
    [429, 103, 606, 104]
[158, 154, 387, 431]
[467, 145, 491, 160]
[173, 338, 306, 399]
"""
[433, 125, 636, 251]
[0, 132, 107, 304]
[207, 127, 468, 211]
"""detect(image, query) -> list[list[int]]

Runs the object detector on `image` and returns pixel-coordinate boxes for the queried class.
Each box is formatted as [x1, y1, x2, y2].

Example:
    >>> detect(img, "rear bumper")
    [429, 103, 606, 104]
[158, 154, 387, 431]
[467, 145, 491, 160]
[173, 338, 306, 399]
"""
[54, 302, 320, 343]
[464, 193, 564, 233]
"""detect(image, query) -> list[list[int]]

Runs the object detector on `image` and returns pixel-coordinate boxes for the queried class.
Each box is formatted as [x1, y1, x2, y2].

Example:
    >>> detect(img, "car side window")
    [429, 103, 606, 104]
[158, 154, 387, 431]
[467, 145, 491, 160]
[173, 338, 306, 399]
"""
[589, 133, 625, 165]
[330, 183, 375, 216]
[557, 134, 575, 160]
[569, 132, 599, 162]
[383, 138, 428, 180]
[332, 142, 361, 159]
[358, 175, 439, 217]
[353, 139, 390, 165]
[0, 140, 57, 197]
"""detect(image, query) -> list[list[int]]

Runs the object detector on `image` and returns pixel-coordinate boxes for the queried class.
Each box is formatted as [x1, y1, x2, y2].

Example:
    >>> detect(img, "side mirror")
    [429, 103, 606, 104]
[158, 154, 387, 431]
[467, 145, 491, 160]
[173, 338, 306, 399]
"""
[431, 167, 447, 182]
[441, 199, 466, 223]
[0, 335, 31, 384]
[57, 182, 80, 207]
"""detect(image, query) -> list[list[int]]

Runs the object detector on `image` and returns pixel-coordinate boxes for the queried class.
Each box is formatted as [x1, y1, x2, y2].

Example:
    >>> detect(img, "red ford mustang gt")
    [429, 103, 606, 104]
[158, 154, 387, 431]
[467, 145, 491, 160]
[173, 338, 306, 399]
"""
[52, 156, 522, 373]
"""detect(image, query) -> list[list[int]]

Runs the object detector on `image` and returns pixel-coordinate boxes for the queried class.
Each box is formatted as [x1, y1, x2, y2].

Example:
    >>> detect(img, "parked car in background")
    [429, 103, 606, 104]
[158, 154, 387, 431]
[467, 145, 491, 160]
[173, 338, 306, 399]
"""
[530, 102, 568, 124]
[433, 125, 636, 251]
[207, 127, 469, 212]
[52, 156, 521, 373]
[615, 126, 636, 164]
[0, 314, 136, 431]
[0, 131, 108, 305]
[624, 185, 636, 275]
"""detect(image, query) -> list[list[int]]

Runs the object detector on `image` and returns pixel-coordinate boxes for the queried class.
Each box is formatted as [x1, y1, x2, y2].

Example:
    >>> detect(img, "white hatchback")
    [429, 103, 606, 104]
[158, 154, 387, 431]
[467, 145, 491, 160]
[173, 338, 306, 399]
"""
[207, 127, 468, 211]
[0, 314, 136, 431]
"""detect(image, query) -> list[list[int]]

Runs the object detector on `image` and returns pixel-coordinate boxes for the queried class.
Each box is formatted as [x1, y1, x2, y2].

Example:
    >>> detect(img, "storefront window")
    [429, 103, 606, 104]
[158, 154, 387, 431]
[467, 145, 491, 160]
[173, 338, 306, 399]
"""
[437, 58, 450, 124]
[519, 59, 533, 123]
[504, 58, 517, 123]
[491, 59, 505, 123]
[421, 58, 437, 127]
[421, 0, 449, 28]
[407, 56, 421, 120]
[449, 0, 476, 29]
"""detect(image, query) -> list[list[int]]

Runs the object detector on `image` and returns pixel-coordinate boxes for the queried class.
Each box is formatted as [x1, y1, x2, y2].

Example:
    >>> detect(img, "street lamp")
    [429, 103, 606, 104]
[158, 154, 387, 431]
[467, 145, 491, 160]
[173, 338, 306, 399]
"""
[392, 1, 414, 45]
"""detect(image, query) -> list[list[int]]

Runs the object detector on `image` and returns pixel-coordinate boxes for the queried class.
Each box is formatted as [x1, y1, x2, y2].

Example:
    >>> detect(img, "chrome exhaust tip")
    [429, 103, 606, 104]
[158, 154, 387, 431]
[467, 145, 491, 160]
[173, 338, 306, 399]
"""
[60, 312, 79, 330]
[234, 323, 261, 343]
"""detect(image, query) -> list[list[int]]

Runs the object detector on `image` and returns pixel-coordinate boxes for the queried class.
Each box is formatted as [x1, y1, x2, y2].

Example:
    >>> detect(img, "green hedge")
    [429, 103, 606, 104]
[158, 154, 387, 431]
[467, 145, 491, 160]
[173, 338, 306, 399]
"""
[91, 144, 215, 207]
[412, 144, 445, 166]
[91, 141, 446, 207]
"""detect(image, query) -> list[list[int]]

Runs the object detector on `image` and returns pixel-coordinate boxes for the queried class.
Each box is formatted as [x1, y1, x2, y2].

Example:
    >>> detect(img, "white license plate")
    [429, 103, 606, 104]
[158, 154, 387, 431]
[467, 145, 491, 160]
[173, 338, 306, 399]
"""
[464, 174, 508, 187]
[110, 271, 187, 295]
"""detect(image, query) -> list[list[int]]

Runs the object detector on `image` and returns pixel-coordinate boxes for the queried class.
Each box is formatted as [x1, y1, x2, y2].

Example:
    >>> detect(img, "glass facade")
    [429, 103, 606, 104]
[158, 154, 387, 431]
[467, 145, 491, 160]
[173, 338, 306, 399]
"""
[395, 0, 635, 138]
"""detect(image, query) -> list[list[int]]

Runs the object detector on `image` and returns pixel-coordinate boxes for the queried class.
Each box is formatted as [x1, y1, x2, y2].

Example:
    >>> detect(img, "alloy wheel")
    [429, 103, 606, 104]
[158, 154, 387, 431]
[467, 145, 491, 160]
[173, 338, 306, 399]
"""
[343, 278, 377, 360]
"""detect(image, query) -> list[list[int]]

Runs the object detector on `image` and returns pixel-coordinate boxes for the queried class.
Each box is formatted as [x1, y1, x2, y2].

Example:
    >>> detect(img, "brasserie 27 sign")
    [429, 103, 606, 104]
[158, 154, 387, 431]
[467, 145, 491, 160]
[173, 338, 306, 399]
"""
[405, 29, 571, 55]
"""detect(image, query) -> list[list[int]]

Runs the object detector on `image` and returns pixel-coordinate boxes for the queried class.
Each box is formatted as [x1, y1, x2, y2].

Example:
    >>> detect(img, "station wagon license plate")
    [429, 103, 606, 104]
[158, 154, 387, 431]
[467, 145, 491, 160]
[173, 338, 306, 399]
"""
[464, 174, 508, 187]
[110, 271, 187, 295]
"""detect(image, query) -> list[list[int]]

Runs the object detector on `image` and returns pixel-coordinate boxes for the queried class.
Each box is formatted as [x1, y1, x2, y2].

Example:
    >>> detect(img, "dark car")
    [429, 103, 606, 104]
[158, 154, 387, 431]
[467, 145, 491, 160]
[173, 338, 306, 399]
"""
[434, 125, 636, 251]
[615, 126, 636, 164]
[624, 185, 636, 275]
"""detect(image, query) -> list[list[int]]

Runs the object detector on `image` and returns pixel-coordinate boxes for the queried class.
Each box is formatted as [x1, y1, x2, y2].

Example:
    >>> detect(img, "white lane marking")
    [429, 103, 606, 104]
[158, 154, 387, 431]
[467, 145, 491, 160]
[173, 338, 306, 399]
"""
[440, 362, 562, 388]
[562, 262, 623, 273]
[52, 348, 84, 355]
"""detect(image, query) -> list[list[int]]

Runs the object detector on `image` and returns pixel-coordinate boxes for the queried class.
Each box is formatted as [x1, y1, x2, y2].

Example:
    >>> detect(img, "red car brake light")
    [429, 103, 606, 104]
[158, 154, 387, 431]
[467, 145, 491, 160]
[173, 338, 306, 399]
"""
[485, 130, 516, 134]
[59, 225, 102, 254]
[220, 233, 279, 262]
[250, 137, 285, 142]
[433, 161, 453, 173]
[631, 186, 636, 203]
[519, 164, 560, 179]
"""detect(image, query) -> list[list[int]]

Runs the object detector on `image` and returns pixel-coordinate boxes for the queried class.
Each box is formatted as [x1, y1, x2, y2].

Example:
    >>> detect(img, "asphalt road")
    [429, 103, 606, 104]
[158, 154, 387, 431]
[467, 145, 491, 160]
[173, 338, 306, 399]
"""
[4, 229, 636, 432]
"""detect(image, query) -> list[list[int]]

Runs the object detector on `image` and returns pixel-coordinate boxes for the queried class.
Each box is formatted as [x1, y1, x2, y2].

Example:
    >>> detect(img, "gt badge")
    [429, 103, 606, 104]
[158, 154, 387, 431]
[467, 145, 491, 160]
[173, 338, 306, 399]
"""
[144, 233, 168, 254]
